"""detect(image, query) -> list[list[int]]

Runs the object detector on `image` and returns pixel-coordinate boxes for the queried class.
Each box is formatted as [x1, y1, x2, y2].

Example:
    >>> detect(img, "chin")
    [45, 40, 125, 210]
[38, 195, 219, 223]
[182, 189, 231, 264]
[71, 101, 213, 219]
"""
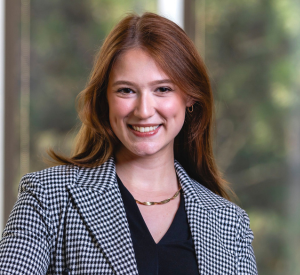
[131, 143, 172, 158]
[132, 148, 160, 157]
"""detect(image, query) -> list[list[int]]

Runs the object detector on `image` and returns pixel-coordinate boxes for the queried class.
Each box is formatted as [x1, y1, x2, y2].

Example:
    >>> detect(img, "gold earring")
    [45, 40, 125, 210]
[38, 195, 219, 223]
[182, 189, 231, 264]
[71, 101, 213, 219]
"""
[187, 105, 193, 113]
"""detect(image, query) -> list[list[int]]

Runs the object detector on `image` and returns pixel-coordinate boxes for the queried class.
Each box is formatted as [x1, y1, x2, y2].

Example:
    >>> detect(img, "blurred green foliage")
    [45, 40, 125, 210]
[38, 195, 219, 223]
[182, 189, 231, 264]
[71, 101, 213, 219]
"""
[202, 0, 299, 274]
[29, 0, 156, 167]
[24, 0, 300, 274]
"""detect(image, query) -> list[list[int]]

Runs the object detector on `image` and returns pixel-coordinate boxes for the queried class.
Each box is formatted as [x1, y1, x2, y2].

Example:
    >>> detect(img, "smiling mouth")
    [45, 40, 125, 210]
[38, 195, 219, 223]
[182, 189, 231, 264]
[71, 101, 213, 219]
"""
[129, 125, 161, 133]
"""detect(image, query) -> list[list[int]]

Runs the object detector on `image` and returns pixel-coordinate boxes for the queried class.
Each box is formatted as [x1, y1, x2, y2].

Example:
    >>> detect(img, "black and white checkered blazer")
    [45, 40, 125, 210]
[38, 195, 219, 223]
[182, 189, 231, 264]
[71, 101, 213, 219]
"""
[0, 157, 257, 274]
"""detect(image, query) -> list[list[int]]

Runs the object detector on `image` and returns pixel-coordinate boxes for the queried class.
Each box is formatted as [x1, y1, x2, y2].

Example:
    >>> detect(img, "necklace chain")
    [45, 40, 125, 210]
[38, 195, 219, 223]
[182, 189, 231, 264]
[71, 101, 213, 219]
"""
[135, 187, 182, 206]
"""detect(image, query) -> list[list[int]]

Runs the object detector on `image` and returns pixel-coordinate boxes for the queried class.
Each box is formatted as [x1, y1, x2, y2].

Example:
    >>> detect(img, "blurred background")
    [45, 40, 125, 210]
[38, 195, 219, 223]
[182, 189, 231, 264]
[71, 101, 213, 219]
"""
[1, 0, 300, 274]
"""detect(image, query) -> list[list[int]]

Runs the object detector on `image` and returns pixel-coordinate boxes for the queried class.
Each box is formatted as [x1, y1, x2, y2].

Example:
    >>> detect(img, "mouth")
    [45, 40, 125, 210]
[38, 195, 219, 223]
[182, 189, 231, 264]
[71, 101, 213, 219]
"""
[128, 124, 161, 133]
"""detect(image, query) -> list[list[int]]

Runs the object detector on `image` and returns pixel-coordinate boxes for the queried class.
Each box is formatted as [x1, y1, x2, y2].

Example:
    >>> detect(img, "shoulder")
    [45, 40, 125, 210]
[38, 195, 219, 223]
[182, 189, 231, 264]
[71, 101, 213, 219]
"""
[174, 159, 251, 232]
[192, 177, 250, 227]
[193, 178, 247, 215]
[19, 157, 116, 193]
[191, 178, 253, 248]
[19, 164, 79, 193]
[188, 178, 254, 254]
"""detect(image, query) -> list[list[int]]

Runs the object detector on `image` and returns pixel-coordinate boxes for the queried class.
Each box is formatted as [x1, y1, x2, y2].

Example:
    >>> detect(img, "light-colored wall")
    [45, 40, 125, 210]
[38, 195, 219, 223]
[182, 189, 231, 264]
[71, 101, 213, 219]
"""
[158, 0, 184, 28]
[0, 0, 5, 233]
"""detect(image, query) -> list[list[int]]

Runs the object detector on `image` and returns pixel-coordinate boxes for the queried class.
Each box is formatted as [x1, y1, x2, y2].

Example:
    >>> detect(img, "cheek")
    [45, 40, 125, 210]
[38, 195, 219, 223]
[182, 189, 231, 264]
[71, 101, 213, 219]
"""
[108, 98, 132, 126]
[162, 98, 187, 122]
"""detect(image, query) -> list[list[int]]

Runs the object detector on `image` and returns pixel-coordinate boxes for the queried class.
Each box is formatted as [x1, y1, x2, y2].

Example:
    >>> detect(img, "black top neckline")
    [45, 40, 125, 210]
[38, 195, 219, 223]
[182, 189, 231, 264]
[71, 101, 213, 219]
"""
[118, 174, 183, 245]
[117, 174, 199, 275]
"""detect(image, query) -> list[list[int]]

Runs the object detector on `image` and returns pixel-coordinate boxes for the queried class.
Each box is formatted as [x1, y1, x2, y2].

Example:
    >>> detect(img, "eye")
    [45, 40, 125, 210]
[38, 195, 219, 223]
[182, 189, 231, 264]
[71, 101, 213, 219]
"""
[156, 86, 173, 93]
[117, 88, 135, 94]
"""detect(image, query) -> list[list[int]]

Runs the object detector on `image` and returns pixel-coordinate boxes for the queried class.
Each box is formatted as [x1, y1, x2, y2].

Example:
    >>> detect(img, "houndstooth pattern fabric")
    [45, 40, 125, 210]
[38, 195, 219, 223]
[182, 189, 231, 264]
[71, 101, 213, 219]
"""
[0, 157, 257, 274]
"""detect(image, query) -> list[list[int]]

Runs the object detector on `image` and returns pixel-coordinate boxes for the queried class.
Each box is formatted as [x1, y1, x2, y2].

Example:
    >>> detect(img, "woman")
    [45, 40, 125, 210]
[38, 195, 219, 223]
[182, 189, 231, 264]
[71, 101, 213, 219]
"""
[0, 12, 257, 274]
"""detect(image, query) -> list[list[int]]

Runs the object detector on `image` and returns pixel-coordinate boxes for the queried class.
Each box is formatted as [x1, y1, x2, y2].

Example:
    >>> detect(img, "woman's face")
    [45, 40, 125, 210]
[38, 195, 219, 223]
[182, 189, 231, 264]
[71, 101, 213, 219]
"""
[107, 48, 191, 159]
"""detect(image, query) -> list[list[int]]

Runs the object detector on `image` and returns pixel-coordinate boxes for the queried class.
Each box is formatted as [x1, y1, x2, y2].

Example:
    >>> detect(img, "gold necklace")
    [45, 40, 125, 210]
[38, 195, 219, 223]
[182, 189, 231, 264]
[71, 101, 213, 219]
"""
[135, 187, 182, 206]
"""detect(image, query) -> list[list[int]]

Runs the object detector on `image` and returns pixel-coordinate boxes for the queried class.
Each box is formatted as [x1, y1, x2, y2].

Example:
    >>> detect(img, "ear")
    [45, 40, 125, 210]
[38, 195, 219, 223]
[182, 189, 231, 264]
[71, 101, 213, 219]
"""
[186, 96, 195, 107]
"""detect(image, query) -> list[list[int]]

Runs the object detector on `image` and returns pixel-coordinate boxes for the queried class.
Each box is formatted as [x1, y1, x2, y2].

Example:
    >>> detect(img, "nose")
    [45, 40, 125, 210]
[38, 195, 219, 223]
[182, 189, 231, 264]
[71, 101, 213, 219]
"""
[133, 92, 155, 119]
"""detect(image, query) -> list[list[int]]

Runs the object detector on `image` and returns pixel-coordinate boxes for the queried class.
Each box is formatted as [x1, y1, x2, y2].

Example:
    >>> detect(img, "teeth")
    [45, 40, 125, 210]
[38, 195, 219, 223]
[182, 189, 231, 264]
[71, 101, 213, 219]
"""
[132, 125, 159, 133]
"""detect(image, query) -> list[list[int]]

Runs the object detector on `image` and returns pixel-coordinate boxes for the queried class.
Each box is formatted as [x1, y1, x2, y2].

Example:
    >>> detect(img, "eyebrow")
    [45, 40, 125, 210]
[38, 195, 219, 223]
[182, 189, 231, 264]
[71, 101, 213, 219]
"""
[112, 79, 174, 87]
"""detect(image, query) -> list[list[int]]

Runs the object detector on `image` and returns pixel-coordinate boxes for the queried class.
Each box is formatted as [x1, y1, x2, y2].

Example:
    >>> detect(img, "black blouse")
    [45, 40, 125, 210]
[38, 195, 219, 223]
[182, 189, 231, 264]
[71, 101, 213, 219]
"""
[117, 175, 199, 275]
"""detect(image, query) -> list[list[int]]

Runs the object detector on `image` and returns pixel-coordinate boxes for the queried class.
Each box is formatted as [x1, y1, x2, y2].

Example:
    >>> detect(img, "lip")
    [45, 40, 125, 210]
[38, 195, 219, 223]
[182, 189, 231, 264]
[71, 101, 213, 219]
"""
[130, 124, 161, 127]
[128, 124, 161, 137]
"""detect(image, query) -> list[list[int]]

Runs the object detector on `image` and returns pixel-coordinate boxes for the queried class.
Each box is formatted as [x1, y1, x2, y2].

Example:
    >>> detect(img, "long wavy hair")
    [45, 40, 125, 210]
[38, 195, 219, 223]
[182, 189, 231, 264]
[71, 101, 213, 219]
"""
[49, 12, 231, 199]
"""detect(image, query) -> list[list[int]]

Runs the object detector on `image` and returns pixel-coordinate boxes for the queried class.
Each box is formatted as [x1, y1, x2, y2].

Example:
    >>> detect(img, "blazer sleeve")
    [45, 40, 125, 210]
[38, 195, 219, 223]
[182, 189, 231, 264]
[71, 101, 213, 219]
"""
[0, 173, 52, 275]
[236, 208, 258, 274]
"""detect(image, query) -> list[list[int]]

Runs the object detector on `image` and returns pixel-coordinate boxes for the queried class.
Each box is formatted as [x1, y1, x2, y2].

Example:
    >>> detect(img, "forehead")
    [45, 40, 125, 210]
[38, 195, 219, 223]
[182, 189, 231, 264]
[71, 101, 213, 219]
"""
[109, 48, 170, 83]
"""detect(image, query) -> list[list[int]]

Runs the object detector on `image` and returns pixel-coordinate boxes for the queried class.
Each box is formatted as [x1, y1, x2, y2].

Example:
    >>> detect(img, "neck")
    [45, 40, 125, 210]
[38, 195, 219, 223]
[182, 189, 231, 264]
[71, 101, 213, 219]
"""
[115, 148, 178, 195]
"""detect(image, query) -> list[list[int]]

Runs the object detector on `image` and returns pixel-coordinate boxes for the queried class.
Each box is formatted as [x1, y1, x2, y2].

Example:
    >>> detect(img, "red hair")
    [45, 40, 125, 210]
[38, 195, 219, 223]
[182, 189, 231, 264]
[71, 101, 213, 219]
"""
[49, 12, 231, 199]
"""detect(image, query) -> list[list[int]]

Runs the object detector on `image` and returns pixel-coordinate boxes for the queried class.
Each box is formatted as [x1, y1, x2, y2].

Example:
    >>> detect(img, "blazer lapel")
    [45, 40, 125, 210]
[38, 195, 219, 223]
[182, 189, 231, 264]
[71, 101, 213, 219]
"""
[67, 157, 139, 275]
[174, 161, 235, 275]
